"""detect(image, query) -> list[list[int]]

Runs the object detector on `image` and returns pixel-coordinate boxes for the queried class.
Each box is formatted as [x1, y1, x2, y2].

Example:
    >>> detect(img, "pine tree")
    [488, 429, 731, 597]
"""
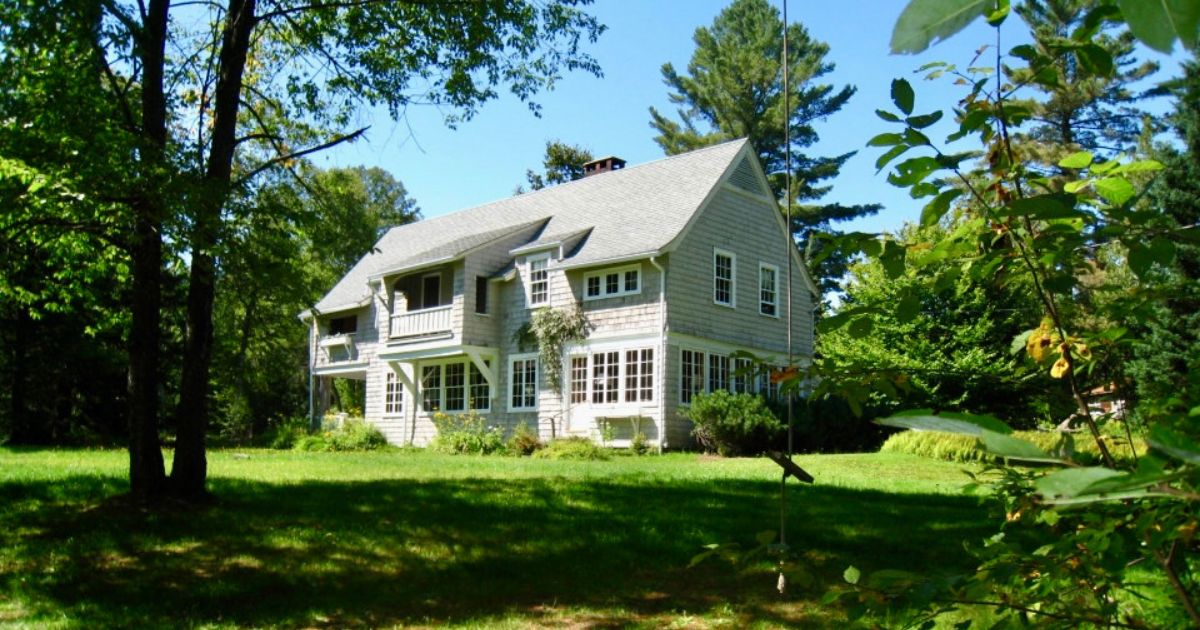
[649, 0, 878, 295]
[519, 140, 594, 192]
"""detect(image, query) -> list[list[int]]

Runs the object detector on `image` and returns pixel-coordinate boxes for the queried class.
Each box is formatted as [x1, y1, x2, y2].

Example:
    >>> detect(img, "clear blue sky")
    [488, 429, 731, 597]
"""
[319, 0, 1182, 235]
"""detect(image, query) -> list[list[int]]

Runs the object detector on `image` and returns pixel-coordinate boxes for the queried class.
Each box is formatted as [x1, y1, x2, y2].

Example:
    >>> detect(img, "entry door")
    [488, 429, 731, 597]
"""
[421, 274, 441, 309]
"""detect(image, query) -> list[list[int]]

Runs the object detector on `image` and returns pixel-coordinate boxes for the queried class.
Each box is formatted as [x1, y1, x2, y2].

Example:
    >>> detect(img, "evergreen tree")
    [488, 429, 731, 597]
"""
[520, 140, 594, 192]
[649, 0, 879, 295]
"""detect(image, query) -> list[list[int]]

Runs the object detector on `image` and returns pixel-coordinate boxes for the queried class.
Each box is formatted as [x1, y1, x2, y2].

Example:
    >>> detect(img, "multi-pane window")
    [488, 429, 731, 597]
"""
[582, 265, 641, 300]
[529, 256, 549, 306]
[760, 368, 781, 399]
[709, 354, 730, 392]
[510, 356, 538, 410]
[624, 349, 654, 402]
[733, 357, 753, 393]
[385, 371, 403, 415]
[570, 356, 588, 404]
[444, 362, 465, 412]
[592, 351, 619, 404]
[759, 263, 778, 316]
[681, 349, 705, 404]
[469, 362, 490, 411]
[421, 365, 441, 412]
[714, 249, 735, 306]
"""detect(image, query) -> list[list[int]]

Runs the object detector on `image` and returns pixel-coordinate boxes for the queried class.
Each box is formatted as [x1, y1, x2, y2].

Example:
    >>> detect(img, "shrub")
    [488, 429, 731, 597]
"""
[429, 411, 506, 455]
[264, 416, 312, 450]
[630, 431, 650, 456]
[683, 390, 782, 456]
[506, 421, 542, 456]
[533, 436, 609, 460]
[880, 428, 1147, 465]
[292, 419, 389, 452]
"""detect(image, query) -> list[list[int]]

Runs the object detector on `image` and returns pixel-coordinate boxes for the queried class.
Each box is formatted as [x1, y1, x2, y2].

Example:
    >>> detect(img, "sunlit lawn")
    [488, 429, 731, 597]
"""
[0, 448, 993, 628]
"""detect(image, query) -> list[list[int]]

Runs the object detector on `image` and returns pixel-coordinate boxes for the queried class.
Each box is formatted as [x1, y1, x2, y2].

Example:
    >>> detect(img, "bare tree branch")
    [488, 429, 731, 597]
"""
[235, 126, 369, 186]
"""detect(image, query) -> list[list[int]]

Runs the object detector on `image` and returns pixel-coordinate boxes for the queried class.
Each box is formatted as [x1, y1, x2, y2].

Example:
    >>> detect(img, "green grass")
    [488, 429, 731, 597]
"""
[0, 448, 992, 628]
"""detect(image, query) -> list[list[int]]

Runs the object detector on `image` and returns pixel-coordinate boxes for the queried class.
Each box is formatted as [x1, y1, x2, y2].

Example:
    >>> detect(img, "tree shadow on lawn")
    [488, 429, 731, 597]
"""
[2, 473, 995, 628]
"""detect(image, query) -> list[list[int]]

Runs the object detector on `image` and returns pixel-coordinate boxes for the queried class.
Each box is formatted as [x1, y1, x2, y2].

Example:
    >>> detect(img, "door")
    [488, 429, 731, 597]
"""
[421, 273, 441, 309]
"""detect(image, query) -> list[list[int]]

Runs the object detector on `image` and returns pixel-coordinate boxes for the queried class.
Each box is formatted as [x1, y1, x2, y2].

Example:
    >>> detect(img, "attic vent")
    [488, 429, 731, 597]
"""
[583, 156, 626, 177]
[729, 155, 768, 196]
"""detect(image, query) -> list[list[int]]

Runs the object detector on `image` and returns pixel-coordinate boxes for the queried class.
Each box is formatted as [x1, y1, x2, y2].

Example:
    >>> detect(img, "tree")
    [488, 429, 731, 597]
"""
[649, 0, 879, 295]
[520, 140, 594, 192]
[1, 0, 604, 500]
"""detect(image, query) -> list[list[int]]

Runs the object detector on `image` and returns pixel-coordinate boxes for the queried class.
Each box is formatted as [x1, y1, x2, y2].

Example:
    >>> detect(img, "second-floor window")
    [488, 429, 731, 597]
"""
[759, 263, 778, 317]
[475, 276, 489, 314]
[583, 265, 641, 300]
[714, 249, 735, 307]
[528, 256, 549, 306]
[329, 315, 357, 335]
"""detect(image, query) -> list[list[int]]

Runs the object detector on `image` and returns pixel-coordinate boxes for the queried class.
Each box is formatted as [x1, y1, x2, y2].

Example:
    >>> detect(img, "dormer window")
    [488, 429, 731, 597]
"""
[583, 264, 641, 301]
[528, 255, 549, 306]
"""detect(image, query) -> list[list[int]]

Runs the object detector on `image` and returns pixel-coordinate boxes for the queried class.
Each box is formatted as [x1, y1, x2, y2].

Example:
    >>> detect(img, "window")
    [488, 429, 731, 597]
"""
[759, 263, 778, 316]
[420, 359, 492, 413]
[528, 256, 549, 306]
[709, 354, 730, 392]
[624, 349, 654, 402]
[714, 249, 736, 307]
[510, 355, 538, 410]
[681, 349, 705, 404]
[444, 363, 465, 412]
[329, 315, 357, 335]
[475, 276, 489, 315]
[760, 367, 781, 399]
[733, 358, 753, 394]
[570, 356, 588, 404]
[582, 264, 641, 301]
[421, 273, 441, 309]
[469, 362, 490, 411]
[591, 351, 619, 404]
[421, 365, 441, 412]
[385, 371, 404, 415]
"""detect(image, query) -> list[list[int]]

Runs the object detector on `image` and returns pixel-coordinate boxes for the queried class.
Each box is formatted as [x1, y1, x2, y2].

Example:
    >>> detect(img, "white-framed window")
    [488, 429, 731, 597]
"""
[680, 349, 705, 404]
[714, 248, 736, 307]
[624, 348, 654, 402]
[583, 264, 641, 300]
[509, 354, 539, 411]
[759, 263, 778, 317]
[708, 354, 730, 392]
[591, 350, 620, 404]
[569, 356, 588, 404]
[385, 370, 404, 416]
[528, 255, 549, 306]
[733, 357, 753, 393]
[420, 359, 492, 413]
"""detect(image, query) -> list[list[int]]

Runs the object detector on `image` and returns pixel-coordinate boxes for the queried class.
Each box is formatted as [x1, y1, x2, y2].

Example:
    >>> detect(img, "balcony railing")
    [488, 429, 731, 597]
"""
[390, 304, 452, 339]
[318, 332, 358, 363]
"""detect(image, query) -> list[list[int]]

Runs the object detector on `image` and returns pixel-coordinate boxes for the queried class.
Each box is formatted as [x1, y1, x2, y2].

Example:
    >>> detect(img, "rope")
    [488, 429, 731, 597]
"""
[778, 0, 795, 595]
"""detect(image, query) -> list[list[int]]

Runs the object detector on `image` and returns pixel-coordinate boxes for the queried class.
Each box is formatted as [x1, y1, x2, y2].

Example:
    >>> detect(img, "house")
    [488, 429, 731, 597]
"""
[300, 139, 818, 449]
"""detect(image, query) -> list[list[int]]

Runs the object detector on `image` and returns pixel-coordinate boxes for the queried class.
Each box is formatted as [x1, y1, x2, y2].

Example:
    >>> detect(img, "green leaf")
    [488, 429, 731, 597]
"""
[1094, 177, 1135, 205]
[985, 0, 1010, 26]
[891, 0, 992, 54]
[1150, 237, 1176, 266]
[891, 78, 915, 115]
[867, 132, 905, 147]
[1148, 425, 1200, 464]
[880, 240, 907, 279]
[1117, 0, 1200, 52]
[1058, 151, 1094, 169]
[887, 156, 943, 186]
[978, 430, 1059, 463]
[848, 315, 874, 339]
[1004, 194, 1084, 220]
[843, 565, 861, 585]
[1075, 43, 1114, 77]
[896, 293, 921, 324]
[1011, 329, 1034, 355]
[1127, 242, 1154, 278]
[876, 109, 902, 122]
[906, 111, 943, 129]
[877, 409, 1014, 435]
[1111, 159, 1164, 174]
[1036, 467, 1123, 500]
[875, 145, 911, 172]
[920, 188, 963, 227]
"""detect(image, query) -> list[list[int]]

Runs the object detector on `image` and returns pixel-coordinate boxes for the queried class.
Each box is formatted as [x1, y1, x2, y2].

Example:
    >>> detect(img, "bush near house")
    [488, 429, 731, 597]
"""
[429, 411, 507, 455]
[684, 390, 782, 457]
[292, 419, 389, 452]
[532, 436, 609, 460]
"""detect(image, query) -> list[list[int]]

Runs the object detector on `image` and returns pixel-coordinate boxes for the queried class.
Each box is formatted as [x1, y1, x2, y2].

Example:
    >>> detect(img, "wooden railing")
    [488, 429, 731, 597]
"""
[390, 305, 452, 339]
[317, 332, 358, 363]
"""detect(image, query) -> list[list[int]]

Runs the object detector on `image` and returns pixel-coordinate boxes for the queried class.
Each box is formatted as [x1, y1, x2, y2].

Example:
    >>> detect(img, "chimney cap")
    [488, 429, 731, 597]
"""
[582, 155, 626, 177]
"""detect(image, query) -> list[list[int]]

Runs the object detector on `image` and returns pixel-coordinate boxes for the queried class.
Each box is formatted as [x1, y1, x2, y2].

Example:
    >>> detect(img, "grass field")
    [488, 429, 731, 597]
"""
[0, 448, 993, 628]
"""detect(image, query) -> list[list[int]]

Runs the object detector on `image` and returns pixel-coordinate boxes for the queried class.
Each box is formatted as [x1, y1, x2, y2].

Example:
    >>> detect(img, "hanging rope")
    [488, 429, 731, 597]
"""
[778, 0, 794, 595]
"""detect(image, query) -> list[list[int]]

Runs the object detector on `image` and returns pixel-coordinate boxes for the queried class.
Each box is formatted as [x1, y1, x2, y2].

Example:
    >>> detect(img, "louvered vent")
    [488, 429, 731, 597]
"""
[728, 155, 767, 195]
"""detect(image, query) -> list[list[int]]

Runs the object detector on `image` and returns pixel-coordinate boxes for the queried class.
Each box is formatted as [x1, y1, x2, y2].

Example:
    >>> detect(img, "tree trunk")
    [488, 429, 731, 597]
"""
[171, 0, 257, 498]
[127, 0, 172, 501]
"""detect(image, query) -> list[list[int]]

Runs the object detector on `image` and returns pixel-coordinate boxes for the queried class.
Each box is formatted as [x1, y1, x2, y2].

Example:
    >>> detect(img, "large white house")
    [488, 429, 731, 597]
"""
[301, 139, 817, 449]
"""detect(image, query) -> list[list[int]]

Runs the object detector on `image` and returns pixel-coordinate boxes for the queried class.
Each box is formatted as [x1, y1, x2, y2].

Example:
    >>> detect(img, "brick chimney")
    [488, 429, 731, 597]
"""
[582, 156, 626, 177]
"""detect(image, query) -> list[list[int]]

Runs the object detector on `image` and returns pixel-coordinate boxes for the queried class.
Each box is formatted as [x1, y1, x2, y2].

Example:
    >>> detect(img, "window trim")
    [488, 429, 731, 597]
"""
[566, 347, 656, 407]
[713, 248, 737, 308]
[526, 254, 551, 308]
[759, 262, 779, 318]
[384, 370, 404, 417]
[508, 353, 540, 412]
[582, 264, 642, 301]
[418, 358, 492, 415]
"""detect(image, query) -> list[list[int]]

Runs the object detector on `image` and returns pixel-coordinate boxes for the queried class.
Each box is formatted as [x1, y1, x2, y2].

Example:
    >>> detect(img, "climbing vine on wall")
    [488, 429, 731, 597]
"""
[513, 306, 591, 393]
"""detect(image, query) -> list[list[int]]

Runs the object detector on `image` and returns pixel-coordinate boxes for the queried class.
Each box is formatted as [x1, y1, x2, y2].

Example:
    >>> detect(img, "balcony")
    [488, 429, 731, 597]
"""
[318, 332, 359, 363]
[390, 304, 453, 340]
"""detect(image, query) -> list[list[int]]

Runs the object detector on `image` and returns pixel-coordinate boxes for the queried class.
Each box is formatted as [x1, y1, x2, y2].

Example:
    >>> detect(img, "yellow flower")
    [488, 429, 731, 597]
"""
[1050, 357, 1070, 379]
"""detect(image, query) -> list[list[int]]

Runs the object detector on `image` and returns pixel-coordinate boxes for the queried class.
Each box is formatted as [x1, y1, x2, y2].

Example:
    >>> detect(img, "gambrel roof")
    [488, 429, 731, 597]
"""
[310, 138, 816, 315]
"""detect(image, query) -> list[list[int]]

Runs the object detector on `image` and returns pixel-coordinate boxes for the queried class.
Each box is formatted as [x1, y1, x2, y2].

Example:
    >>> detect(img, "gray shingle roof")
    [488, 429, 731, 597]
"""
[312, 139, 749, 313]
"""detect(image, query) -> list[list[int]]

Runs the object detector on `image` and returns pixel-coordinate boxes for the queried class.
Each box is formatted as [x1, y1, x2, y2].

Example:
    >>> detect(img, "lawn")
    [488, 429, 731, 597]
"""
[0, 448, 993, 628]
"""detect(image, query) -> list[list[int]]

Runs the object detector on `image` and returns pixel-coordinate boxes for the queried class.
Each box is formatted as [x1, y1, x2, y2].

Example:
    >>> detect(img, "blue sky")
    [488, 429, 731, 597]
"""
[319, 0, 1183, 235]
